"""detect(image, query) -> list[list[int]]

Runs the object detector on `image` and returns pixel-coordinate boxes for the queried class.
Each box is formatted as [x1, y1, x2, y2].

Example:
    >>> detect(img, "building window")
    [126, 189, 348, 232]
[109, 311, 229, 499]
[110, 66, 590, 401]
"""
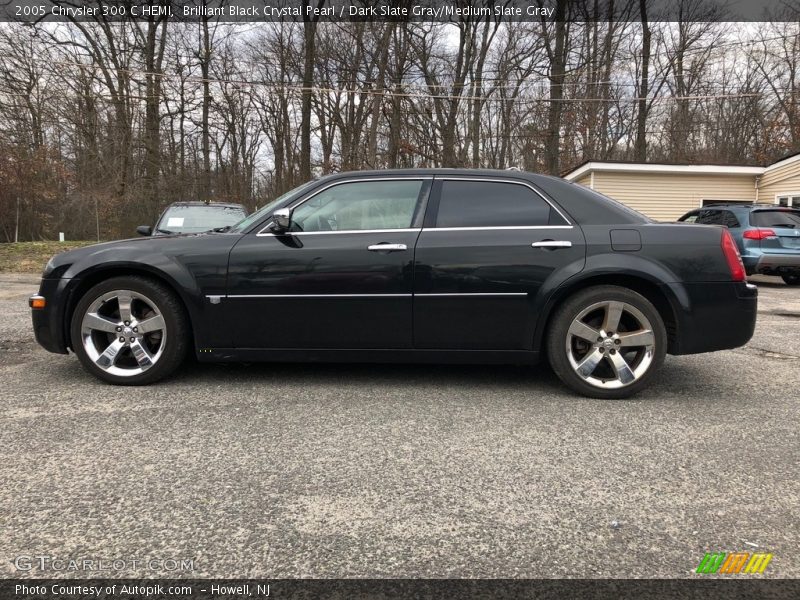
[776, 195, 800, 207]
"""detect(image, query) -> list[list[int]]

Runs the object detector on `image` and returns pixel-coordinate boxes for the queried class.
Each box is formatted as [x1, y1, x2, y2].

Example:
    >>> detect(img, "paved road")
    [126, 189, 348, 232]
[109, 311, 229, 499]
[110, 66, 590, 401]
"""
[0, 274, 798, 578]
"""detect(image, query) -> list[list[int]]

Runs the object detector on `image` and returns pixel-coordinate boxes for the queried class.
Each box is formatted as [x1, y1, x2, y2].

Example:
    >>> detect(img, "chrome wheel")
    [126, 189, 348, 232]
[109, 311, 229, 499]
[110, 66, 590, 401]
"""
[80, 290, 167, 378]
[565, 300, 656, 390]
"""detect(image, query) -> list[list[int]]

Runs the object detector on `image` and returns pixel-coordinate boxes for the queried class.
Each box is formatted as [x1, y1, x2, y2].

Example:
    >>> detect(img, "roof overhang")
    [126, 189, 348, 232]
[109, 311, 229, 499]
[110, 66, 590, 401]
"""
[764, 151, 800, 173]
[563, 161, 765, 182]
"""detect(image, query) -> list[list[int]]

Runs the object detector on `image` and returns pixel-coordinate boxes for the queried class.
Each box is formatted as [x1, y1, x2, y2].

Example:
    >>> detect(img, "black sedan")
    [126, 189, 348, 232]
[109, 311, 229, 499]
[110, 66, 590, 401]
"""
[30, 169, 757, 398]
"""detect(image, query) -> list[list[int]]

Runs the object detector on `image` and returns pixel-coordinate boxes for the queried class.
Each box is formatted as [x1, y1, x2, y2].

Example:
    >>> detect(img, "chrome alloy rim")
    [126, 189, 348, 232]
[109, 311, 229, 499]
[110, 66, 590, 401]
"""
[80, 290, 167, 377]
[565, 300, 655, 389]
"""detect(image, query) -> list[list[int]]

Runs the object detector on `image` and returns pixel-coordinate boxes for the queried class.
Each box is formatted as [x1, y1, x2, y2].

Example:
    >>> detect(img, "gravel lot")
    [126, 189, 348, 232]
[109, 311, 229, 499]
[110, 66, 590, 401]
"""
[0, 273, 798, 578]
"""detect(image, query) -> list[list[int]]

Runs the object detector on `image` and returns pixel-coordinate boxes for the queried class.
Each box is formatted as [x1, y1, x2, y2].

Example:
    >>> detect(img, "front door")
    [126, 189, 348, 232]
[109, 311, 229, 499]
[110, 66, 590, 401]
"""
[226, 178, 429, 349]
[413, 178, 586, 350]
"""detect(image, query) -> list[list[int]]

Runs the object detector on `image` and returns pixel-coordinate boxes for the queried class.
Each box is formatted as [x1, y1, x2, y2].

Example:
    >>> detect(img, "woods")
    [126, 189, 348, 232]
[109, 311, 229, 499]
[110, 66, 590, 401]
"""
[1, 3, 800, 241]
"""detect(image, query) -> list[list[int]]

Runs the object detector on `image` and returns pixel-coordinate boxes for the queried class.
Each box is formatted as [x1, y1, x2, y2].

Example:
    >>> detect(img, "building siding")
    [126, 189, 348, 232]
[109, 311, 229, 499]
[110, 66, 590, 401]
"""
[575, 173, 592, 188]
[590, 172, 757, 221]
[758, 159, 800, 202]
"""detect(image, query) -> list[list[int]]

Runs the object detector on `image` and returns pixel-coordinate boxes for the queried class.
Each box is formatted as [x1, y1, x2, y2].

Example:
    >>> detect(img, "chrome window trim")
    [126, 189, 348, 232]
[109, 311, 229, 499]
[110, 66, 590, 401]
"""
[422, 225, 573, 232]
[260, 228, 421, 237]
[256, 177, 432, 236]
[433, 176, 574, 228]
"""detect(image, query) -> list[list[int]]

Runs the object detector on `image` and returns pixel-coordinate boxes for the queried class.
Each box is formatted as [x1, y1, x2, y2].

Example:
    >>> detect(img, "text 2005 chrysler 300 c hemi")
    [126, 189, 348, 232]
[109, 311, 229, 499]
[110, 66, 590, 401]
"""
[30, 169, 758, 398]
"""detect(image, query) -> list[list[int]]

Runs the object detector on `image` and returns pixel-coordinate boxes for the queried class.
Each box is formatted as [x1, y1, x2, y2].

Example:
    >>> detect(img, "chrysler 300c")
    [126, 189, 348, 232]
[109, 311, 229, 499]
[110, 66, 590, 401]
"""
[30, 170, 757, 398]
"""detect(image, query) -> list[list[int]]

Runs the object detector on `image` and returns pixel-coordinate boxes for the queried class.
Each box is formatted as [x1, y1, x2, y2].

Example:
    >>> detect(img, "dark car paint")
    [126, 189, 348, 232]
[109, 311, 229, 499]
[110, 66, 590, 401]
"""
[32, 169, 757, 364]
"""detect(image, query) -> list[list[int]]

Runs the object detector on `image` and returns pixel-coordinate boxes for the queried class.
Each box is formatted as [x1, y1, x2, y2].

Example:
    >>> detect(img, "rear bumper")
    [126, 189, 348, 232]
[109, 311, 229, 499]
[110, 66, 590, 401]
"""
[31, 277, 72, 355]
[669, 281, 757, 355]
[755, 253, 800, 274]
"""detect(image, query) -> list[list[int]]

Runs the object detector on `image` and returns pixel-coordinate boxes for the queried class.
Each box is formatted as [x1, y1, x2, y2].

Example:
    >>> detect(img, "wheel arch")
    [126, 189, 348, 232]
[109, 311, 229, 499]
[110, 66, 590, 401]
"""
[63, 264, 197, 352]
[534, 272, 684, 356]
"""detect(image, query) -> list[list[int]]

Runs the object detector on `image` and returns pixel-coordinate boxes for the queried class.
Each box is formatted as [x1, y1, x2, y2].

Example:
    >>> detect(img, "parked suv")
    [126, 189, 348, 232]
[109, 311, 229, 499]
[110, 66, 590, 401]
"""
[137, 202, 248, 236]
[678, 204, 800, 285]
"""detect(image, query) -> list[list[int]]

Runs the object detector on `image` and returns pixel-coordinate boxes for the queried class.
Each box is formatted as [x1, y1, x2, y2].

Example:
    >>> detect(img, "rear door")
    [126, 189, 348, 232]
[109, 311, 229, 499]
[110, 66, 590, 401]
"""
[412, 177, 586, 350]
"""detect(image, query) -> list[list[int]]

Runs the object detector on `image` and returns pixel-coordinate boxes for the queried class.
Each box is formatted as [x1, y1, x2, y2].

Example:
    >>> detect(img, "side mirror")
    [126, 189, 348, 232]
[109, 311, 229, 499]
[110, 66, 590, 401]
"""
[136, 225, 152, 236]
[272, 208, 292, 231]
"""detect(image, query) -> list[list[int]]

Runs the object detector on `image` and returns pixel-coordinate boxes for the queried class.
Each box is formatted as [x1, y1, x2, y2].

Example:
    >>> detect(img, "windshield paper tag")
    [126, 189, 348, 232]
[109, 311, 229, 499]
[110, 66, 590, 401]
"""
[167, 217, 184, 227]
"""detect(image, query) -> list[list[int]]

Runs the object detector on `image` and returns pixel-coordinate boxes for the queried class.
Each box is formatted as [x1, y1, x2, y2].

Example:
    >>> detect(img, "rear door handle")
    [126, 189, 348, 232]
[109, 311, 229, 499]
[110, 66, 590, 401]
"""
[532, 240, 572, 248]
[367, 243, 407, 252]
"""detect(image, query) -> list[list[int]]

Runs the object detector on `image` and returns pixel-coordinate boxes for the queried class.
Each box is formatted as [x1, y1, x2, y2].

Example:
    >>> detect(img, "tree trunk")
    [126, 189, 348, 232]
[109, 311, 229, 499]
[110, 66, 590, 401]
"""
[544, 2, 567, 175]
[635, 0, 650, 161]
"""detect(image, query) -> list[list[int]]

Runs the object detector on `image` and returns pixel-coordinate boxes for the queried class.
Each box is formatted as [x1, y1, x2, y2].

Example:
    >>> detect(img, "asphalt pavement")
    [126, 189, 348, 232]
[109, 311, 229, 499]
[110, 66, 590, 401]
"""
[0, 273, 798, 578]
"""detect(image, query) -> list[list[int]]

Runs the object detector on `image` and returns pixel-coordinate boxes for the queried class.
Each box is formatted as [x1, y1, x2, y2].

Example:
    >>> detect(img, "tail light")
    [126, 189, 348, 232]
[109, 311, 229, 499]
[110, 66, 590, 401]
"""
[721, 230, 746, 282]
[743, 228, 777, 240]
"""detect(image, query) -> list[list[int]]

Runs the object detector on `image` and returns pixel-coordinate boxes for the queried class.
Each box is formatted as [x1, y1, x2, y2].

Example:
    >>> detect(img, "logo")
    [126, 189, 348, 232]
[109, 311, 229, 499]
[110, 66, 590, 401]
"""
[696, 552, 773, 574]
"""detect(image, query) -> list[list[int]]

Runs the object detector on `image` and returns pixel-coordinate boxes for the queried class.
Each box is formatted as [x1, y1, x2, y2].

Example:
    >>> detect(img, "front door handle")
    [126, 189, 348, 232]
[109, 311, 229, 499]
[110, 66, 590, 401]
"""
[532, 240, 572, 249]
[368, 243, 407, 252]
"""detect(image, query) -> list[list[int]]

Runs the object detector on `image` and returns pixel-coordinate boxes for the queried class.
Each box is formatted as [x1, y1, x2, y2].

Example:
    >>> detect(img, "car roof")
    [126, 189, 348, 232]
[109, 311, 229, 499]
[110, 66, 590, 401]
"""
[318, 167, 549, 182]
[164, 201, 246, 209]
[690, 203, 794, 211]
[297, 168, 649, 226]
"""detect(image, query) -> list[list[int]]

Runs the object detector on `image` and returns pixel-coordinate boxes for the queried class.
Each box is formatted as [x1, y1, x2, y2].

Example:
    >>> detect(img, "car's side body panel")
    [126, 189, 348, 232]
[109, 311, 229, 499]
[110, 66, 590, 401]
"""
[225, 229, 422, 349]
[32, 234, 239, 354]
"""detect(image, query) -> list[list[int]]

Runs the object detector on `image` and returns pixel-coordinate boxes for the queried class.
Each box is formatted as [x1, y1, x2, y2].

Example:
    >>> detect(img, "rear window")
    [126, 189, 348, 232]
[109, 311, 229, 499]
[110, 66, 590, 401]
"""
[435, 180, 565, 228]
[689, 209, 741, 228]
[750, 209, 800, 229]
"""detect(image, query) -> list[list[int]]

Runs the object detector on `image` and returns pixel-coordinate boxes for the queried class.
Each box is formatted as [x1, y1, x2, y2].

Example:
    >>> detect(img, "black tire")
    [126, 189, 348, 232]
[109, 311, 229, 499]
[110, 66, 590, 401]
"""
[70, 275, 189, 385]
[781, 274, 800, 286]
[546, 285, 667, 399]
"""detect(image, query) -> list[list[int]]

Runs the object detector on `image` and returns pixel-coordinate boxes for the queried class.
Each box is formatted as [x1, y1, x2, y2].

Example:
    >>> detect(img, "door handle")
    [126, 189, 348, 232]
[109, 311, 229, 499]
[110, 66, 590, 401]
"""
[532, 240, 572, 248]
[367, 243, 407, 252]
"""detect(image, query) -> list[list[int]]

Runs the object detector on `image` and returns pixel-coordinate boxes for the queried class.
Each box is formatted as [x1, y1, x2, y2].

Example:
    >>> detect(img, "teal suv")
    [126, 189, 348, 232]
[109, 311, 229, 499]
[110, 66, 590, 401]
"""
[679, 204, 800, 286]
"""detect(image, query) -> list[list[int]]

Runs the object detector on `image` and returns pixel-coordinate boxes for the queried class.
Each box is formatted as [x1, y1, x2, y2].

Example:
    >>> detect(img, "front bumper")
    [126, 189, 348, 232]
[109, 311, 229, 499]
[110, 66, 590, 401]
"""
[30, 277, 72, 355]
[669, 281, 757, 355]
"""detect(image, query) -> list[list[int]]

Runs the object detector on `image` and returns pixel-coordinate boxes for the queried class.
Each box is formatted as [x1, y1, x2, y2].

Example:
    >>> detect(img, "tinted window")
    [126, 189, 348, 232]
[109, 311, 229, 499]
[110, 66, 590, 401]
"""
[693, 209, 740, 228]
[436, 181, 561, 228]
[157, 205, 246, 234]
[750, 209, 800, 228]
[291, 180, 423, 232]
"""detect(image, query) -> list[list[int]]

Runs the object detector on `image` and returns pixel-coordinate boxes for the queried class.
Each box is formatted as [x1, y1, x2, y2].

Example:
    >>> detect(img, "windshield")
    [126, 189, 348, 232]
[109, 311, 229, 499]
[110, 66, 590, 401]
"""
[156, 205, 246, 234]
[229, 180, 318, 233]
[750, 209, 800, 229]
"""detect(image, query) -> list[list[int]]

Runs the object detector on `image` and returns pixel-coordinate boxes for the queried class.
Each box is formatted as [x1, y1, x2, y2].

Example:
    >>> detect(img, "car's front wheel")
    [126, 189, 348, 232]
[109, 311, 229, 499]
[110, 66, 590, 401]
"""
[781, 273, 800, 286]
[547, 285, 667, 399]
[70, 276, 189, 385]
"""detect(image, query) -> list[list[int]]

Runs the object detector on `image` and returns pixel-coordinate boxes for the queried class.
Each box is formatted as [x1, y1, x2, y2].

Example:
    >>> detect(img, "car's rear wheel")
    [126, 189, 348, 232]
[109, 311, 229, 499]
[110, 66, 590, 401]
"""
[781, 274, 800, 286]
[70, 276, 188, 385]
[547, 285, 667, 399]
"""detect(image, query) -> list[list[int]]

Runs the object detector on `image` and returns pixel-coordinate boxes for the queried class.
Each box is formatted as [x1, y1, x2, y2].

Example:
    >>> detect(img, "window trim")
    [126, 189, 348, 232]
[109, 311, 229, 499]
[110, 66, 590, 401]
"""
[425, 176, 573, 230]
[256, 177, 432, 236]
[775, 192, 800, 208]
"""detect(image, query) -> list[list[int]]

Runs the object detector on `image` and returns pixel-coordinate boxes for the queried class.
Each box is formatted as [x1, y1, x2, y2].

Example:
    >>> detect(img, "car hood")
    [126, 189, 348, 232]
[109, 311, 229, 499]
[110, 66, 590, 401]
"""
[44, 232, 241, 278]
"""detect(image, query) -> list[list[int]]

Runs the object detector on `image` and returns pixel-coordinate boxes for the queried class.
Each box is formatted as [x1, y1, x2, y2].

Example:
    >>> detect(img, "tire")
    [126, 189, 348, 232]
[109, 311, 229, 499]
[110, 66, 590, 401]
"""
[546, 285, 667, 399]
[70, 275, 189, 385]
[781, 274, 800, 286]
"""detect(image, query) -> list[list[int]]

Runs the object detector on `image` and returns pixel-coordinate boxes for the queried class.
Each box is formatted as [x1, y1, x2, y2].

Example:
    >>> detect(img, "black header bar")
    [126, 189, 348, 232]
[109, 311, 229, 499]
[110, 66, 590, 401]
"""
[2, 0, 797, 24]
